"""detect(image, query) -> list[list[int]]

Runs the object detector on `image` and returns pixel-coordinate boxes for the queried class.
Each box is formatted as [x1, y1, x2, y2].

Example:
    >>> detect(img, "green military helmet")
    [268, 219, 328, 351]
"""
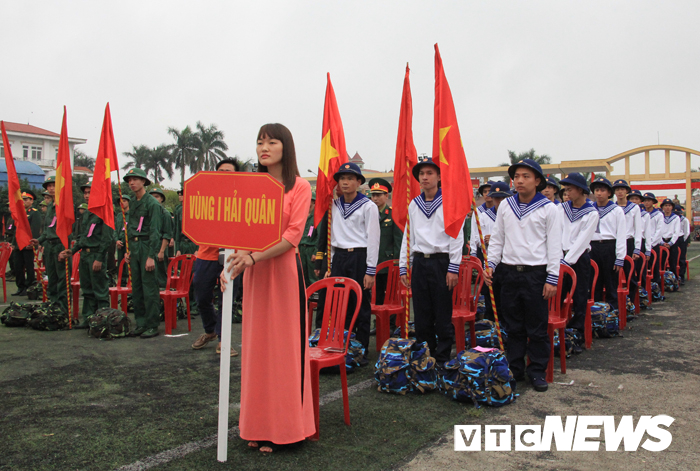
[42, 176, 56, 189]
[119, 195, 131, 202]
[78, 203, 88, 210]
[42, 190, 50, 196]
[311, 191, 316, 201]
[368, 177, 392, 194]
[149, 188, 165, 198]
[39, 201, 48, 207]
[80, 181, 92, 192]
[123, 168, 152, 186]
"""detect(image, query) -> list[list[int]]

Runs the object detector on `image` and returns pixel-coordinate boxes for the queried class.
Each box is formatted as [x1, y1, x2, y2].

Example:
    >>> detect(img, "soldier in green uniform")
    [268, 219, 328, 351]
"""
[39, 201, 48, 230]
[60, 182, 115, 328]
[31, 176, 70, 314]
[124, 169, 162, 338]
[368, 178, 402, 305]
[12, 191, 42, 296]
[4, 205, 16, 279]
[299, 191, 319, 289]
[149, 188, 173, 290]
[175, 188, 198, 256]
[72, 203, 88, 243]
[115, 195, 130, 285]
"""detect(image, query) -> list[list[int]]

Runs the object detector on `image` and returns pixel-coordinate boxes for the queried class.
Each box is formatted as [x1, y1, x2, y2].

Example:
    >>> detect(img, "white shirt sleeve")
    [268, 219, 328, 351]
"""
[644, 215, 654, 256]
[633, 206, 642, 255]
[654, 215, 664, 247]
[563, 211, 598, 266]
[614, 208, 627, 267]
[448, 219, 465, 274]
[545, 204, 563, 285]
[668, 218, 680, 245]
[487, 206, 506, 271]
[365, 202, 380, 275]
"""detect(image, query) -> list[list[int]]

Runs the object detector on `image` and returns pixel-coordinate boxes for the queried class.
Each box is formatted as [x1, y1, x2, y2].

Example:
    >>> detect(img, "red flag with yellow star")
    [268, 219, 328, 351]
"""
[433, 44, 472, 238]
[88, 103, 118, 229]
[314, 73, 349, 226]
[55, 107, 75, 249]
[1, 121, 33, 250]
[392, 64, 420, 232]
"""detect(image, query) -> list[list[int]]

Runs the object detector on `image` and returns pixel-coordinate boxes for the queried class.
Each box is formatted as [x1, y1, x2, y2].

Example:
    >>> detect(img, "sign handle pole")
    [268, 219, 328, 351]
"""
[217, 248, 235, 462]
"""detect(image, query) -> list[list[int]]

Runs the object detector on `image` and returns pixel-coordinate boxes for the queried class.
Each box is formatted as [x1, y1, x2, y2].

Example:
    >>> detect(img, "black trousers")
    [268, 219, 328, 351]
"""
[652, 245, 661, 284]
[314, 249, 371, 352]
[499, 265, 550, 378]
[678, 238, 688, 280]
[625, 238, 638, 301]
[637, 239, 647, 289]
[667, 241, 680, 278]
[564, 252, 591, 332]
[590, 240, 618, 310]
[411, 256, 454, 363]
[14, 247, 36, 291]
[374, 272, 388, 306]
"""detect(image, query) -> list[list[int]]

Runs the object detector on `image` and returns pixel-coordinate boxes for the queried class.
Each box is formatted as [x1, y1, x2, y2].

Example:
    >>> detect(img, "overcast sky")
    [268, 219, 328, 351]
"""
[3, 0, 699, 186]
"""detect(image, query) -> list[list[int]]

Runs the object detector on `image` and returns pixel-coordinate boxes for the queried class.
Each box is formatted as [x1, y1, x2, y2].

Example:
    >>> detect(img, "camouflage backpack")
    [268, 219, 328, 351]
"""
[552, 328, 584, 357]
[0, 302, 32, 327]
[308, 328, 365, 372]
[663, 271, 679, 292]
[590, 302, 620, 338]
[27, 302, 69, 331]
[650, 282, 665, 302]
[391, 322, 416, 339]
[639, 288, 650, 310]
[438, 348, 516, 407]
[88, 307, 132, 340]
[27, 283, 43, 301]
[625, 295, 637, 321]
[466, 320, 508, 349]
[375, 338, 437, 395]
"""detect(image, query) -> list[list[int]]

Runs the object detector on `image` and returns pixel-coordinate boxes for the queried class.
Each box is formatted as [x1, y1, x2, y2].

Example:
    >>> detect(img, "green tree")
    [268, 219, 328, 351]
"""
[167, 126, 198, 188]
[192, 122, 228, 173]
[145, 145, 174, 186]
[74, 149, 95, 170]
[500, 149, 552, 184]
[122, 145, 151, 172]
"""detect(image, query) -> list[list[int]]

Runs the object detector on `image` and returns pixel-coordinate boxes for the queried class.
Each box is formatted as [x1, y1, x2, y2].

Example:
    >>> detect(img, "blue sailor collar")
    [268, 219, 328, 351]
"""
[663, 213, 678, 224]
[416, 188, 443, 219]
[506, 192, 550, 220]
[554, 199, 561, 205]
[563, 198, 597, 222]
[594, 200, 618, 219]
[334, 192, 370, 220]
[478, 202, 487, 212]
[649, 208, 661, 218]
[622, 201, 637, 214]
[484, 205, 497, 221]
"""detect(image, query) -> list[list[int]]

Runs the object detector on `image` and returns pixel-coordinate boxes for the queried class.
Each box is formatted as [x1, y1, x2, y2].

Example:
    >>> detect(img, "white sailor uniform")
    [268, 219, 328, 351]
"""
[590, 201, 626, 309]
[487, 193, 562, 380]
[647, 208, 664, 283]
[660, 213, 681, 278]
[678, 214, 690, 280]
[399, 189, 463, 363]
[621, 201, 643, 301]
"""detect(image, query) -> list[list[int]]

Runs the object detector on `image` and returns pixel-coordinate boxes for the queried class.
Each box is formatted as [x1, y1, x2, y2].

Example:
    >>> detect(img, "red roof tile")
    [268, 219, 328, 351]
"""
[349, 152, 364, 163]
[2, 121, 60, 137]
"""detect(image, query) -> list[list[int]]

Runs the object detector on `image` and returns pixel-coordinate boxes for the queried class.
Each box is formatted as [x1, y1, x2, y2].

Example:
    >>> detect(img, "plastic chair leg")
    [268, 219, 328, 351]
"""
[310, 362, 321, 441]
[121, 293, 128, 314]
[617, 291, 626, 330]
[375, 313, 389, 352]
[171, 298, 177, 331]
[559, 327, 566, 374]
[340, 362, 350, 426]
[162, 297, 172, 335]
[452, 318, 465, 353]
[110, 291, 117, 309]
[72, 286, 80, 320]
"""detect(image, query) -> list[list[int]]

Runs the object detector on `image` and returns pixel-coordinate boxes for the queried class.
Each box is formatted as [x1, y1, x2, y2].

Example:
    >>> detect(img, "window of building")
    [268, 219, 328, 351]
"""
[23, 145, 29, 159]
[0, 144, 4, 158]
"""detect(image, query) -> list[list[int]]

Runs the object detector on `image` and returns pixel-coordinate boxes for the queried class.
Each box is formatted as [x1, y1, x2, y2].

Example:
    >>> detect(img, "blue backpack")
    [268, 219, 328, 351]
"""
[438, 348, 516, 407]
[639, 288, 650, 310]
[664, 271, 679, 292]
[464, 320, 508, 349]
[374, 338, 437, 395]
[308, 329, 365, 372]
[553, 328, 584, 357]
[650, 282, 665, 301]
[590, 302, 620, 338]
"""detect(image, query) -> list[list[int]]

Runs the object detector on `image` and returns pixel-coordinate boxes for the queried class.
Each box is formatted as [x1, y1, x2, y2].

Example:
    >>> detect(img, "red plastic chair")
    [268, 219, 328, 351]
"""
[159, 254, 195, 335]
[658, 246, 670, 297]
[0, 242, 13, 302]
[547, 263, 577, 383]
[451, 259, 482, 353]
[584, 260, 599, 350]
[673, 247, 682, 280]
[70, 251, 81, 321]
[635, 253, 648, 314]
[646, 250, 657, 306]
[109, 257, 132, 313]
[306, 277, 362, 441]
[617, 255, 635, 330]
[370, 260, 407, 351]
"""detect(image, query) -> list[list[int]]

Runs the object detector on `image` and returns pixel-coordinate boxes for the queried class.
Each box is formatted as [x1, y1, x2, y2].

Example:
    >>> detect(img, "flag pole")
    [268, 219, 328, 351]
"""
[403, 157, 411, 339]
[65, 256, 72, 329]
[325, 194, 332, 277]
[471, 201, 504, 351]
[32, 246, 46, 301]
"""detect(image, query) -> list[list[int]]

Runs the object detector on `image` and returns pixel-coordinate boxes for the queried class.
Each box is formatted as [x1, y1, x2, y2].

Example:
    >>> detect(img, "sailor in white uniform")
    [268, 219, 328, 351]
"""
[659, 198, 681, 281]
[469, 181, 495, 258]
[675, 204, 690, 283]
[628, 189, 650, 288]
[399, 157, 463, 364]
[612, 179, 642, 302]
[643, 192, 664, 284]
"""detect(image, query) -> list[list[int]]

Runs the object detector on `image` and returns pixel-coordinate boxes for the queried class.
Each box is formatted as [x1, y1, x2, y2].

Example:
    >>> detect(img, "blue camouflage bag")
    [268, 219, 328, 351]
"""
[476, 295, 485, 318]
[308, 328, 365, 372]
[438, 348, 515, 407]
[625, 295, 637, 321]
[463, 320, 508, 349]
[663, 271, 679, 292]
[650, 282, 665, 301]
[374, 338, 437, 395]
[590, 302, 620, 338]
[639, 288, 650, 310]
[553, 328, 584, 357]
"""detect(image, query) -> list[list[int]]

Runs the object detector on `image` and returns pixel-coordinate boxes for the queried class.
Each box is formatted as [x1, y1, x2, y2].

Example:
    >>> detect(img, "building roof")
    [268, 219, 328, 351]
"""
[349, 152, 364, 163]
[2, 121, 60, 138]
[0, 160, 46, 176]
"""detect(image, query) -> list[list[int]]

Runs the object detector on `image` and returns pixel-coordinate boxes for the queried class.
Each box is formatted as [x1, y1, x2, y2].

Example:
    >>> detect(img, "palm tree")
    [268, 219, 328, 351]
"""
[145, 145, 175, 185]
[192, 121, 228, 173]
[167, 126, 198, 188]
[73, 149, 95, 170]
[500, 149, 553, 184]
[122, 144, 152, 172]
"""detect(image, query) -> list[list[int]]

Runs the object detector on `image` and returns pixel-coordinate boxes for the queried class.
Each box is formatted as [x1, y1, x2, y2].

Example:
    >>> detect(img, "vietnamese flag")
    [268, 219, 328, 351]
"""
[88, 103, 118, 229]
[314, 73, 349, 226]
[1, 122, 33, 250]
[433, 44, 472, 238]
[392, 64, 420, 232]
[54, 107, 75, 249]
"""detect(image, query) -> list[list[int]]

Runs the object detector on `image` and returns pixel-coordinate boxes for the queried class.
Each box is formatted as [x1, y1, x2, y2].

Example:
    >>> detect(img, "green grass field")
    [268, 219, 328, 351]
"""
[1, 243, 699, 470]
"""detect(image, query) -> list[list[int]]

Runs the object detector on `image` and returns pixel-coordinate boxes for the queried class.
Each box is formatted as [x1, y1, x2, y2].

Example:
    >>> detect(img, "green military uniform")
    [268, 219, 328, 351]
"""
[149, 188, 172, 290]
[125, 170, 162, 334]
[13, 195, 43, 292]
[71, 197, 114, 325]
[36, 178, 70, 313]
[115, 197, 130, 285]
[368, 178, 402, 305]
[299, 192, 319, 288]
[462, 215, 472, 256]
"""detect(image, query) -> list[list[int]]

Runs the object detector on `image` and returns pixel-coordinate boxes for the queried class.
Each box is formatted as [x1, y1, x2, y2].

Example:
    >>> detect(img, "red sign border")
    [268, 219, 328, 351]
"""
[182, 172, 285, 252]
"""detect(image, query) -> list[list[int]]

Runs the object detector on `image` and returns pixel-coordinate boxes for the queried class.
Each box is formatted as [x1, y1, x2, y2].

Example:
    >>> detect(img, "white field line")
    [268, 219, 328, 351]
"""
[116, 378, 376, 471]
